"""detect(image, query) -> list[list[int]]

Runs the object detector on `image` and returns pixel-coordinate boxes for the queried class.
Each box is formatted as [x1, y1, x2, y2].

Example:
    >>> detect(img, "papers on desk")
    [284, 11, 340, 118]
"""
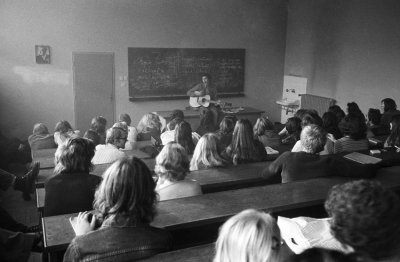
[344, 152, 382, 165]
[265, 147, 279, 155]
[278, 216, 353, 254]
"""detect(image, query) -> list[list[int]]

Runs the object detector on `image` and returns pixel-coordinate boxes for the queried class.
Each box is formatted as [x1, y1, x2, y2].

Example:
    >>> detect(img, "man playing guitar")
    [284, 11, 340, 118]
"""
[187, 73, 220, 127]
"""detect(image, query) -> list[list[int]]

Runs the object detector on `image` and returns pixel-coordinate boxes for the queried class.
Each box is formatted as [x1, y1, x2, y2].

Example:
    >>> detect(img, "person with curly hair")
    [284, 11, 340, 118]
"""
[334, 115, 369, 154]
[325, 180, 400, 261]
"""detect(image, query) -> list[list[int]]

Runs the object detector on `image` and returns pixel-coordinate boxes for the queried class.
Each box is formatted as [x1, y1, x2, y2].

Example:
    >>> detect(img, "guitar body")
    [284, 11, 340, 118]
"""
[189, 95, 211, 108]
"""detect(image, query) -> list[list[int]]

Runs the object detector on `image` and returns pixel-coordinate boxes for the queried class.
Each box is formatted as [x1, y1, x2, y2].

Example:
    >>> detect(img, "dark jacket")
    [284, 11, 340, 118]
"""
[44, 172, 101, 217]
[63, 217, 173, 262]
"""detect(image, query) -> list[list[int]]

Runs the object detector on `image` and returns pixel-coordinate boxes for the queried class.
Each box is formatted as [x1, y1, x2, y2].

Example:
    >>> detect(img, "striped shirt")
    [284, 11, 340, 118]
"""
[333, 137, 369, 154]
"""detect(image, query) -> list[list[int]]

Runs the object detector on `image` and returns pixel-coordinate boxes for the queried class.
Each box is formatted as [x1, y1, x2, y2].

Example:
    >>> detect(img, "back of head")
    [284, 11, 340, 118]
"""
[191, 133, 223, 170]
[322, 112, 339, 129]
[54, 120, 73, 134]
[167, 117, 183, 131]
[83, 130, 100, 146]
[231, 119, 256, 162]
[175, 121, 195, 154]
[254, 116, 274, 136]
[382, 98, 397, 112]
[118, 113, 131, 126]
[300, 124, 327, 154]
[301, 113, 323, 128]
[54, 137, 95, 175]
[33, 123, 49, 135]
[219, 116, 236, 135]
[94, 156, 156, 223]
[137, 113, 161, 133]
[285, 117, 302, 136]
[325, 180, 400, 260]
[106, 126, 128, 146]
[328, 105, 346, 123]
[199, 108, 215, 130]
[155, 142, 189, 181]
[338, 115, 367, 140]
[169, 110, 184, 121]
[214, 209, 283, 262]
[91, 116, 107, 133]
[367, 108, 381, 125]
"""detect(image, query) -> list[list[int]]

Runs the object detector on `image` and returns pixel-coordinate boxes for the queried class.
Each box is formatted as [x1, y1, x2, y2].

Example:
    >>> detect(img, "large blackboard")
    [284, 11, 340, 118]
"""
[128, 48, 245, 100]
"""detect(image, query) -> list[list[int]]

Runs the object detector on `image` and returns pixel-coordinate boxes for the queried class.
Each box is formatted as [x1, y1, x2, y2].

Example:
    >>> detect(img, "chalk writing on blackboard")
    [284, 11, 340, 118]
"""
[128, 48, 245, 100]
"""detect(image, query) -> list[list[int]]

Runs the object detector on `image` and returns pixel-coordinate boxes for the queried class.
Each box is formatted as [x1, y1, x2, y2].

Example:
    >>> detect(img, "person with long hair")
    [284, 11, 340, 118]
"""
[216, 116, 236, 152]
[196, 107, 218, 136]
[136, 113, 162, 142]
[281, 117, 302, 147]
[384, 115, 400, 148]
[380, 98, 400, 135]
[155, 142, 202, 201]
[222, 119, 268, 165]
[54, 120, 80, 146]
[175, 121, 196, 155]
[253, 116, 280, 148]
[334, 115, 369, 154]
[213, 209, 288, 262]
[44, 137, 101, 216]
[63, 157, 173, 261]
[118, 113, 138, 150]
[190, 133, 229, 171]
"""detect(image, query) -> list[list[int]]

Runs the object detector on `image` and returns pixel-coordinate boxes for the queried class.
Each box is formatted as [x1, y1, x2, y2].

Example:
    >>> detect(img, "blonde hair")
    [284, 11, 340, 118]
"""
[214, 209, 283, 262]
[137, 113, 161, 133]
[154, 142, 189, 181]
[190, 133, 225, 171]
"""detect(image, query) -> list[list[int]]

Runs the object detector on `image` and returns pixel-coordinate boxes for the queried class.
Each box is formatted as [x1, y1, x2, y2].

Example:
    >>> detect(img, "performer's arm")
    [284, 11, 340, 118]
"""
[187, 84, 204, 97]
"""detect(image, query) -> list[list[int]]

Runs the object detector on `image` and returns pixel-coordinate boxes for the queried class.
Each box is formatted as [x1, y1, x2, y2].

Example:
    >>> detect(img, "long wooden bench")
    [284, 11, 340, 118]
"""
[41, 166, 400, 261]
[36, 161, 271, 213]
[141, 243, 214, 262]
[32, 148, 152, 169]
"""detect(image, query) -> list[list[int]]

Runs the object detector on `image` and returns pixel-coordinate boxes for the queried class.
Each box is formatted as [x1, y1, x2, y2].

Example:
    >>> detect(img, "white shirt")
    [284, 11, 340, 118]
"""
[92, 144, 126, 165]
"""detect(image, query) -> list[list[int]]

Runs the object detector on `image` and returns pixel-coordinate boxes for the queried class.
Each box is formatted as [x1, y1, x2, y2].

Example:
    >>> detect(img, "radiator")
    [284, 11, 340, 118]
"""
[300, 94, 335, 116]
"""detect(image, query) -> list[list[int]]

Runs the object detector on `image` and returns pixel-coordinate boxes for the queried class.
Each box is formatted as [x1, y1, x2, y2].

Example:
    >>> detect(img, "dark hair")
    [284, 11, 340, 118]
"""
[175, 121, 195, 155]
[386, 115, 400, 147]
[199, 108, 216, 132]
[118, 113, 131, 126]
[169, 110, 184, 121]
[325, 180, 400, 260]
[301, 113, 323, 128]
[381, 98, 397, 112]
[201, 73, 211, 80]
[91, 116, 107, 134]
[338, 115, 367, 140]
[230, 119, 258, 165]
[367, 108, 381, 126]
[285, 117, 302, 139]
[219, 116, 236, 136]
[54, 137, 95, 175]
[328, 105, 346, 123]
[322, 111, 342, 139]
[287, 247, 351, 262]
[54, 120, 73, 134]
[346, 102, 365, 121]
[253, 116, 275, 136]
[94, 157, 157, 224]
[83, 129, 100, 146]
[167, 117, 183, 131]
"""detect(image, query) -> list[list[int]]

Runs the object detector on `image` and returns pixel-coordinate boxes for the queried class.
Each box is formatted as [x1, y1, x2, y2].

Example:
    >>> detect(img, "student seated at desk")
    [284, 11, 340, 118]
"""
[155, 142, 202, 201]
[64, 156, 172, 262]
[253, 116, 281, 149]
[384, 115, 400, 148]
[379, 98, 400, 135]
[334, 114, 369, 154]
[118, 113, 138, 150]
[89, 116, 107, 145]
[222, 119, 268, 165]
[136, 113, 162, 143]
[325, 180, 400, 261]
[92, 126, 127, 165]
[175, 121, 197, 155]
[44, 137, 101, 216]
[215, 115, 236, 153]
[214, 209, 291, 262]
[54, 120, 81, 147]
[190, 133, 229, 171]
[28, 123, 57, 150]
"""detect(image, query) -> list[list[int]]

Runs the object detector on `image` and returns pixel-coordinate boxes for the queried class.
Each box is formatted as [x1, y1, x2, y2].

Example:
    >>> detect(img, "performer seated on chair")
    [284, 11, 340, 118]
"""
[187, 73, 221, 127]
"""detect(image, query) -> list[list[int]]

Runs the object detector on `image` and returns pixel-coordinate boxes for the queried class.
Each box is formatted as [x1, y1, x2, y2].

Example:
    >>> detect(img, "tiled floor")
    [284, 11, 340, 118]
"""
[1, 164, 42, 262]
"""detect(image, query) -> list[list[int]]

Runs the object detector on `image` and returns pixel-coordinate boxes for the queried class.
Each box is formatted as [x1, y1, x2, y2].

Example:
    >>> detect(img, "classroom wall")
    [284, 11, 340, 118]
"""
[0, 0, 287, 139]
[285, 0, 400, 114]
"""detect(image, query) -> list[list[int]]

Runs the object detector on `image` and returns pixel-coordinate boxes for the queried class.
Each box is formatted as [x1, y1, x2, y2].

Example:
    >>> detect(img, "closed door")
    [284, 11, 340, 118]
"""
[73, 52, 115, 133]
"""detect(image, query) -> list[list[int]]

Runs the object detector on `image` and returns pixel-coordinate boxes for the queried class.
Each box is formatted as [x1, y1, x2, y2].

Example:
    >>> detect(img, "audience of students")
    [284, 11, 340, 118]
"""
[118, 113, 138, 150]
[89, 116, 107, 145]
[53, 120, 80, 146]
[190, 133, 229, 171]
[44, 137, 101, 216]
[63, 156, 173, 261]
[28, 123, 57, 150]
[222, 119, 268, 165]
[92, 126, 127, 164]
[334, 114, 369, 154]
[213, 209, 290, 262]
[325, 180, 400, 261]
[253, 116, 281, 149]
[154, 142, 202, 201]
[384, 114, 400, 148]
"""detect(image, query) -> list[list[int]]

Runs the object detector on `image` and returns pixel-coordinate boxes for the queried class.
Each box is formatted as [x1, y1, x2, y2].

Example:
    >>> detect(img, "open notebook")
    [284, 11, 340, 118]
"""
[344, 152, 382, 165]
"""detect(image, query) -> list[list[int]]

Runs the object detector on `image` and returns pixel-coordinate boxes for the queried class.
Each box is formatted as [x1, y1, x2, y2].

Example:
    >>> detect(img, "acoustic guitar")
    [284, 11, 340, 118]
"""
[189, 95, 220, 108]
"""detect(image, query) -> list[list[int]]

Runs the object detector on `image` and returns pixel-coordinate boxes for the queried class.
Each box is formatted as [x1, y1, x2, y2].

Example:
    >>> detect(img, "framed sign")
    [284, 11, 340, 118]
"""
[35, 45, 51, 64]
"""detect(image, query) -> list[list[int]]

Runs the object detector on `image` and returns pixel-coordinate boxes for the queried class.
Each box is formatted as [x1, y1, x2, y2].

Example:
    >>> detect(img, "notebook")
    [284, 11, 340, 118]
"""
[344, 152, 382, 165]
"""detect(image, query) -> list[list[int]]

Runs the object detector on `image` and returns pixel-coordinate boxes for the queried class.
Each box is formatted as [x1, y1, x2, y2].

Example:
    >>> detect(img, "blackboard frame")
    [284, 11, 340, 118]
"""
[128, 47, 245, 101]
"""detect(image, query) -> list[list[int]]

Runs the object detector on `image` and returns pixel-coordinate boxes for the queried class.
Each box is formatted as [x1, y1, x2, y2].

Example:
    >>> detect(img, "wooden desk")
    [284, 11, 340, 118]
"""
[156, 106, 264, 130]
[36, 161, 270, 213]
[141, 244, 214, 262]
